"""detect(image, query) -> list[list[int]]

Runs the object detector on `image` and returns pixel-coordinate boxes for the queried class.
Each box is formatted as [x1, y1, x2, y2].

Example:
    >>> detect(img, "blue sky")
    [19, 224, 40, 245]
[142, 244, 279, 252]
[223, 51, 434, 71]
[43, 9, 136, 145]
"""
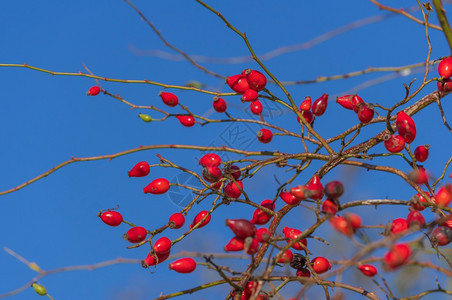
[1, 1, 451, 299]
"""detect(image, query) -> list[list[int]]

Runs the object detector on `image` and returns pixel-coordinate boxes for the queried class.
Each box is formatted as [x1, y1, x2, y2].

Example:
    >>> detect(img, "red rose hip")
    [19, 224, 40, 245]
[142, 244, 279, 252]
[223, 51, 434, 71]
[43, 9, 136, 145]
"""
[100, 211, 123, 227]
[128, 161, 150, 177]
[124, 226, 147, 243]
[169, 258, 197, 273]
[143, 178, 170, 194]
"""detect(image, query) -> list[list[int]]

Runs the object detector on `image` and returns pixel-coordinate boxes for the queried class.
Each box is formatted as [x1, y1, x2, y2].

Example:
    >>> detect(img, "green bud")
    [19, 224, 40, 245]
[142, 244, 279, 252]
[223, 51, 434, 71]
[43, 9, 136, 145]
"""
[139, 114, 152, 123]
[32, 283, 47, 296]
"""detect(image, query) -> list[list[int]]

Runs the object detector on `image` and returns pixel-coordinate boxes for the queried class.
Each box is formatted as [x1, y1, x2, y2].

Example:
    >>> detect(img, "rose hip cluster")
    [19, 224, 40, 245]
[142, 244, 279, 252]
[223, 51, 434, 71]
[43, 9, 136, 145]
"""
[437, 56, 452, 92]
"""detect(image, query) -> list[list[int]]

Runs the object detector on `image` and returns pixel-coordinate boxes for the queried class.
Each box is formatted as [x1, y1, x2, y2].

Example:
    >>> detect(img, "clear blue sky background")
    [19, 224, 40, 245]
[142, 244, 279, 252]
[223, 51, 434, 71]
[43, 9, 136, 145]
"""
[1, 0, 451, 299]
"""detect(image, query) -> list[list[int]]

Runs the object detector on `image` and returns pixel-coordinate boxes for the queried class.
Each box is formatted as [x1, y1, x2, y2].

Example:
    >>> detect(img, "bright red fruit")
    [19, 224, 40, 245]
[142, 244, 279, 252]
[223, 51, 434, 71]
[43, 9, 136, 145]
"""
[190, 210, 211, 229]
[279, 191, 301, 205]
[438, 79, 452, 92]
[250, 99, 263, 115]
[435, 184, 452, 206]
[307, 175, 323, 200]
[255, 227, 270, 243]
[438, 56, 452, 79]
[406, 211, 425, 228]
[143, 178, 170, 194]
[226, 74, 249, 94]
[124, 226, 147, 243]
[358, 264, 377, 277]
[87, 86, 101, 96]
[159, 91, 179, 107]
[224, 236, 245, 252]
[296, 268, 311, 277]
[142, 251, 170, 268]
[245, 69, 267, 91]
[357, 103, 374, 123]
[391, 218, 408, 234]
[169, 213, 185, 229]
[396, 111, 416, 144]
[226, 219, 256, 239]
[300, 96, 312, 111]
[244, 237, 259, 255]
[312, 93, 328, 116]
[224, 180, 243, 198]
[330, 214, 360, 236]
[311, 257, 331, 274]
[297, 110, 314, 124]
[199, 153, 222, 167]
[414, 145, 429, 162]
[276, 249, 293, 263]
[351, 95, 364, 113]
[383, 243, 411, 270]
[411, 192, 429, 211]
[336, 94, 354, 110]
[324, 180, 344, 200]
[346, 213, 362, 231]
[409, 167, 429, 185]
[202, 166, 222, 183]
[169, 258, 197, 273]
[290, 185, 311, 201]
[241, 89, 259, 102]
[383, 134, 405, 153]
[257, 128, 273, 143]
[153, 236, 172, 255]
[322, 199, 338, 215]
[430, 226, 452, 246]
[176, 115, 195, 127]
[283, 227, 307, 250]
[128, 161, 150, 177]
[250, 199, 275, 225]
[212, 97, 227, 113]
[100, 211, 123, 226]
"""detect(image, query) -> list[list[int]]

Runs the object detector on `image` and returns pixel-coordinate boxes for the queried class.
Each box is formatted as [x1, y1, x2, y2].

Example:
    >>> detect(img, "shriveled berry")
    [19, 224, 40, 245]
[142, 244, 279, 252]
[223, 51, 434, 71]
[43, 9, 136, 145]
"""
[324, 180, 344, 200]
[383, 134, 405, 153]
[430, 226, 452, 246]
[312, 93, 328, 116]
[176, 115, 195, 127]
[438, 56, 452, 79]
[87, 86, 101, 96]
[358, 264, 377, 277]
[143, 178, 170, 194]
[245, 69, 267, 91]
[226, 219, 256, 239]
[311, 257, 331, 274]
[213, 97, 227, 113]
[159, 91, 179, 107]
[250, 99, 263, 115]
[128, 161, 150, 177]
[100, 211, 123, 227]
[169, 258, 197, 273]
[124, 226, 147, 243]
[190, 210, 211, 229]
[224, 180, 243, 198]
[257, 128, 273, 143]
[290, 253, 307, 269]
[241, 89, 259, 102]
[169, 213, 185, 229]
[225, 165, 241, 180]
[383, 243, 411, 270]
[414, 145, 429, 162]
[296, 268, 311, 277]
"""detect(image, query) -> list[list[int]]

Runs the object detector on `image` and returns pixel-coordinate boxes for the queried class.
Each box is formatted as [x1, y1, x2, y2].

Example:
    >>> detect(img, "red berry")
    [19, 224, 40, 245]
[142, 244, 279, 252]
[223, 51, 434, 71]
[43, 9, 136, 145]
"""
[336, 94, 354, 110]
[357, 103, 375, 123]
[383, 134, 405, 153]
[406, 211, 425, 228]
[224, 180, 243, 198]
[346, 213, 361, 231]
[190, 210, 211, 229]
[312, 93, 328, 116]
[358, 264, 378, 277]
[351, 95, 364, 113]
[283, 227, 307, 250]
[142, 251, 170, 268]
[437, 79, 452, 92]
[276, 249, 293, 263]
[176, 115, 195, 127]
[124, 226, 147, 243]
[297, 110, 314, 124]
[169, 213, 185, 229]
[279, 191, 301, 206]
[411, 192, 429, 211]
[250, 99, 263, 115]
[414, 145, 429, 162]
[128, 161, 150, 177]
[255, 227, 270, 243]
[438, 56, 452, 79]
[224, 236, 245, 252]
[391, 218, 408, 234]
[311, 257, 331, 274]
[100, 211, 123, 227]
[159, 91, 179, 107]
[250, 199, 275, 225]
[323, 181, 344, 200]
[245, 69, 267, 91]
[321, 199, 338, 215]
[383, 243, 411, 270]
[300, 96, 312, 111]
[143, 178, 170, 194]
[296, 268, 311, 277]
[212, 97, 227, 113]
[257, 128, 273, 143]
[430, 226, 452, 246]
[87, 86, 101, 96]
[241, 89, 259, 102]
[202, 166, 222, 183]
[226, 219, 256, 239]
[444, 215, 452, 230]
[396, 111, 416, 144]
[289, 185, 311, 201]
[330, 215, 355, 236]
[306, 175, 323, 200]
[244, 237, 259, 255]
[435, 184, 452, 207]
[226, 74, 249, 94]
[225, 165, 241, 180]
[199, 153, 222, 167]
[169, 258, 196, 273]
